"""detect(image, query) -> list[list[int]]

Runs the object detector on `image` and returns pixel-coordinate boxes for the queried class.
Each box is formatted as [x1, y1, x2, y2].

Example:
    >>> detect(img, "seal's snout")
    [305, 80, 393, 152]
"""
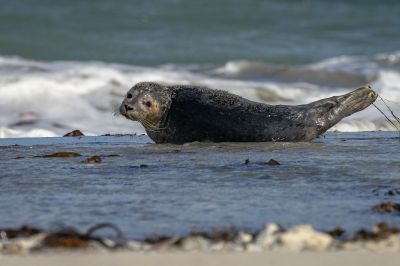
[124, 104, 133, 111]
[119, 103, 133, 117]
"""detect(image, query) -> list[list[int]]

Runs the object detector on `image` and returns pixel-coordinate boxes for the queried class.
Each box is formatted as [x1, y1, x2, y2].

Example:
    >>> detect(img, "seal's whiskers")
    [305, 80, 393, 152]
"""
[112, 111, 121, 117]
[372, 102, 400, 132]
[111, 106, 122, 117]
[379, 97, 400, 106]
[375, 96, 400, 140]
[379, 96, 400, 125]
[140, 118, 166, 132]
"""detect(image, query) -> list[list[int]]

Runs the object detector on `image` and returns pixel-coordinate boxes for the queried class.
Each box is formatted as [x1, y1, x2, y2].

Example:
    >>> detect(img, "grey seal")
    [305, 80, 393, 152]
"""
[120, 82, 377, 144]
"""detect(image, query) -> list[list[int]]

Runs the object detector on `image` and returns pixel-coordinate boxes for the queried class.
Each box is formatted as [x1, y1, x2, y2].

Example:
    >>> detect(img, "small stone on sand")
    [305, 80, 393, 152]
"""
[63, 130, 84, 137]
[267, 159, 280, 166]
[81, 156, 102, 164]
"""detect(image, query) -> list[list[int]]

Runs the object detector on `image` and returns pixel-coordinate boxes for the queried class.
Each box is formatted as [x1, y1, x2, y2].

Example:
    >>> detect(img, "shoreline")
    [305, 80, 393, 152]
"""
[2, 251, 400, 266]
[2, 221, 400, 254]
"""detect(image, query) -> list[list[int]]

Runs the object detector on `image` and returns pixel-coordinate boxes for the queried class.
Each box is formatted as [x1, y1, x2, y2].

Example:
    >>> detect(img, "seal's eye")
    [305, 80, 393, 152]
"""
[127, 93, 132, 99]
[144, 101, 152, 108]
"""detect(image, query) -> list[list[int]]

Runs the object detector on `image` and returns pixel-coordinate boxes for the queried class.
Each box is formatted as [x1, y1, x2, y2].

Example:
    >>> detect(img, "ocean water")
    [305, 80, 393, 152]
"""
[1, 0, 400, 137]
[0, 132, 399, 239]
[1, 1, 400, 240]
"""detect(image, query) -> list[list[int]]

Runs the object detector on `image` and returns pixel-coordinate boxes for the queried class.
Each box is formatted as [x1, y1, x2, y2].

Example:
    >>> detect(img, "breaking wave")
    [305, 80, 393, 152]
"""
[1, 51, 400, 138]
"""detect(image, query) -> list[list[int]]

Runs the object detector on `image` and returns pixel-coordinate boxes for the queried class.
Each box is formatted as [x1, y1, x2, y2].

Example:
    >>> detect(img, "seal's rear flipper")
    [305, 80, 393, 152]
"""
[305, 85, 378, 139]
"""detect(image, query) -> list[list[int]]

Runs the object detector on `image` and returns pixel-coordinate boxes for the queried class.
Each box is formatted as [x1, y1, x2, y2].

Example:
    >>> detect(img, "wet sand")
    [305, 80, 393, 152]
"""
[2, 251, 400, 266]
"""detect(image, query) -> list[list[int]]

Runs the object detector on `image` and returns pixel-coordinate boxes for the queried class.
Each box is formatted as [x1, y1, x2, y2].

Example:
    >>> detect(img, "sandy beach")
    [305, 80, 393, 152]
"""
[2, 251, 400, 266]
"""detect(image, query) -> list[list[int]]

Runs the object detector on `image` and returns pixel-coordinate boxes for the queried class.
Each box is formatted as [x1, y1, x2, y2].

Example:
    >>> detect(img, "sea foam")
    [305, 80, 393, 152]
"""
[0, 52, 399, 138]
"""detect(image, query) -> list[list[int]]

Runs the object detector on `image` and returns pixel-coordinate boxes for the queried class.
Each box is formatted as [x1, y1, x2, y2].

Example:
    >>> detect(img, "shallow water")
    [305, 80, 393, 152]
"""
[0, 132, 399, 239]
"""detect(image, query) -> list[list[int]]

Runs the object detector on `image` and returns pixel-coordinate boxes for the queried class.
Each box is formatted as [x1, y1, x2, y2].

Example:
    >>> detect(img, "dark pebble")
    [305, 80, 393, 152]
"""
[267, 159, 280, 166]
[104, 154, 120, 157]
[372, 201, 400, 213]
[63, 130, 84, 137]
[385, 188, 400, 196]
[326, 227, 345, 238]
[81, 155, 102, 164]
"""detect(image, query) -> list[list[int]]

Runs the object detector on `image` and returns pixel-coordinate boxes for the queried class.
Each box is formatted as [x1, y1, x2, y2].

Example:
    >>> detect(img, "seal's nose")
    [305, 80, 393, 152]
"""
[119, 103, 133, 116]
[125, 104, 133, 111]
[119, 104, 126, 115]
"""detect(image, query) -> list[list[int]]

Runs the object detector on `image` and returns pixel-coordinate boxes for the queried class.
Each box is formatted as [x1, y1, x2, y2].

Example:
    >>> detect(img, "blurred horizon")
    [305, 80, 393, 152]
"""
[1, 0, 399, 66]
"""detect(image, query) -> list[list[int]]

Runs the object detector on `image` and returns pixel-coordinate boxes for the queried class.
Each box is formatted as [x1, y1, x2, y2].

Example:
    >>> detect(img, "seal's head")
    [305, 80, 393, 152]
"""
[120, 82, 171, 129]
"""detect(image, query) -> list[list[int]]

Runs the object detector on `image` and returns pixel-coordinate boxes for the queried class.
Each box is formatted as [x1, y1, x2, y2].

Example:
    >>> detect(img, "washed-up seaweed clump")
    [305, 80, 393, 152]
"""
[0, 223, 127, 253]
[42, 223, 127, 249]
[144, 227, 241, 247]
[1, 222, 400, 254]
[352, 222, 400, 241]
[373, 202, 400, 213]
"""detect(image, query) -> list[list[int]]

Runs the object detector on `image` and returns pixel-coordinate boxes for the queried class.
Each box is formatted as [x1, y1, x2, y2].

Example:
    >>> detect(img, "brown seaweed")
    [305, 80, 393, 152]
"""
[37, 152, 82, 158]
[352, 222, 400, 241]
[81, 155, 102, 164]
[373, 202, 400, 213]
